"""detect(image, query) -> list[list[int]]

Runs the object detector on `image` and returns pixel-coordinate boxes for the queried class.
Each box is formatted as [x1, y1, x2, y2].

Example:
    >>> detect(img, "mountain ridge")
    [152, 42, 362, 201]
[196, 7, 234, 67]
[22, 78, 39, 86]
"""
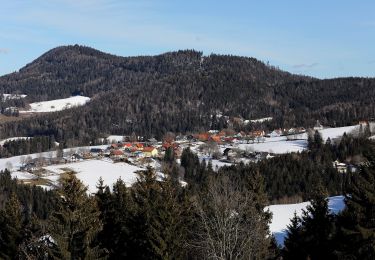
[0, 45, 374, 143]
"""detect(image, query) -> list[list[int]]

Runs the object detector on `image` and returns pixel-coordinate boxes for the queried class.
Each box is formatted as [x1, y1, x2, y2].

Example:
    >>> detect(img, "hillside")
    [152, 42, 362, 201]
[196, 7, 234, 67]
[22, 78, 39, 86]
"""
[0, 45, 375, 145]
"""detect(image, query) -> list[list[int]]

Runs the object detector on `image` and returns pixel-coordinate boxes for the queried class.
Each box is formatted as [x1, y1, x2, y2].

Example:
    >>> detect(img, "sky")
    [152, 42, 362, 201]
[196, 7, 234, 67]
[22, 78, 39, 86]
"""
[0, 0, 374, 78]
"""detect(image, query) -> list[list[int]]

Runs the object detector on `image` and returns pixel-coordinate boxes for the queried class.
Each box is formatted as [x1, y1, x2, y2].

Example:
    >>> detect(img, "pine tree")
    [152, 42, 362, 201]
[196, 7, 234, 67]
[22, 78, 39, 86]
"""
[300, 187, 335, 259]
[96, 178, 133, 259]
[0, 193, 23, 259]
[283, 212, 305, 260]
[48, 172, 104, 259]
[129, 167, 190, 259]
[283, 186, 336, 259]
[337, 148, 375, 259]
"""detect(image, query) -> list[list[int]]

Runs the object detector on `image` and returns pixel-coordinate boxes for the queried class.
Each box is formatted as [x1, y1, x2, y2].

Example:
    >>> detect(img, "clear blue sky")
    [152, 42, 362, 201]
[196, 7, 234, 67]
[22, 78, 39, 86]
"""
[1, 0, 374, 78]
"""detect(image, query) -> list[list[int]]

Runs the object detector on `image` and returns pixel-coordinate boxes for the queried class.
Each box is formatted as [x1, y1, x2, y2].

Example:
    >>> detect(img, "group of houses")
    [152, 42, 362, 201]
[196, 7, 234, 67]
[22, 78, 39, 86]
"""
[90, 142, 160, 160]
[190, 127, 307, 144]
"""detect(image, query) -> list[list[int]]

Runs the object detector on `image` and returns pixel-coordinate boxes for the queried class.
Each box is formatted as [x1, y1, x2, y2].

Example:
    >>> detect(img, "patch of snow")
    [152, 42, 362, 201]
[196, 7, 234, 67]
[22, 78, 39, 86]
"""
[236, 137, 306, 154]
[11, 171, 37, 180]
[249, 117, 273, 124]
[266, 196, 345, 246]
[37, 185, 53, 191]
[2, 94, 27, 100]
[20, 96, 90, 113]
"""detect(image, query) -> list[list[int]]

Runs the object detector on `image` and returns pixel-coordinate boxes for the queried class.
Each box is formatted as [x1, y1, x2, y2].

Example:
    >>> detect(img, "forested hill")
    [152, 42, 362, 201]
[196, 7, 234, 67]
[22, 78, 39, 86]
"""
[0, 45, 375, 144]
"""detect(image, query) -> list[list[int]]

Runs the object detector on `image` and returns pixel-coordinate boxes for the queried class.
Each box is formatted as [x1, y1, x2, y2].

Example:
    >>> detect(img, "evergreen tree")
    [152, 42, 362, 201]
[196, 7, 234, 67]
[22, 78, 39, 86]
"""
[48, 172, 104, 259]
[283, 212, 305, 260]
[336, 148, 375, 259]
[0, 193, 23, 259]
[96, 178, 132, 259]
[129, 167, 190, 259]
[300, 187, 335, 259]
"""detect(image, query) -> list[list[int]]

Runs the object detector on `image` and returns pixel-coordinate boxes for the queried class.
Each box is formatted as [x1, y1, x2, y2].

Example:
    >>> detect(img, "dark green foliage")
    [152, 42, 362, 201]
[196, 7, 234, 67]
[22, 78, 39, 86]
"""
[48, 172, 104, 259]
[283, 187, 336, 259]
[0, 169, 56, 220]
[0, 193, 23, 259]
[283, 213, 305, 260]
[96, 168, 192, 259]
[335, 148, 375, 259]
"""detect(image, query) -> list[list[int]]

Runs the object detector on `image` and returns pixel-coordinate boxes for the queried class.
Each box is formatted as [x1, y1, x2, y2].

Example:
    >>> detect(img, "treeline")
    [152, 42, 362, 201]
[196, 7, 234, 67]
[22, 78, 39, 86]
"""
[0, 136, 57, 158]
[1, 45, 375, 144]
[0, 169, 56, 220]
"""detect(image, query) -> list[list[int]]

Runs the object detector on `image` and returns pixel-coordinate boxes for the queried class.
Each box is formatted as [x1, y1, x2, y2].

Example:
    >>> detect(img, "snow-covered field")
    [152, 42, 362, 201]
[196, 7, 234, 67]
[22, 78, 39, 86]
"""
[237, 138, 306, 154]
[267, 196, 345, 245]
[19, 96, 90, 113]
[43, 159, 143, 193]
[233, 125, 361, 154]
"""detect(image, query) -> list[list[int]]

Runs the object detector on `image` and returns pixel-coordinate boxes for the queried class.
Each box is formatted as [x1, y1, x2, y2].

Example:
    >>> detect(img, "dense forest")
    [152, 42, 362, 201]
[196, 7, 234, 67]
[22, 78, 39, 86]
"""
[1, 45, 375, 146]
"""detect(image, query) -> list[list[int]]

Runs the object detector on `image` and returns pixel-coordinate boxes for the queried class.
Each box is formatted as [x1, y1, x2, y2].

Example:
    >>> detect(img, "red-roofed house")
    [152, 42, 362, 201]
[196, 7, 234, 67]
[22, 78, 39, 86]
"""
[143, 147, 158, 157]
[110, 149, 125, 159]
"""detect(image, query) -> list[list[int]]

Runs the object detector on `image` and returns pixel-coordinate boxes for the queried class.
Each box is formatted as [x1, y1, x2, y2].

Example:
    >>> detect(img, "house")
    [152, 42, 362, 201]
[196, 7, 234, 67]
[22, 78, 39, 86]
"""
[234, 131, 246, 139]
[162, 142, 179, 151]
[70, 153, 83, 162]
[250, 130, 265, 137]
[20, 162, 37, 172]
[359, 120, 369, 127]
[209, 135, 221, 143]
[110, 143, 118, 149]
[132, 150, 144, 158]
[143, 147, 158, 157]
[333, 160, 347, 173]
[135, 143, 144, 151]
[218, 130, 227, 137]
[223, 148, 238, 160]
[110, 150, 125, 159]
[287, 128, 297, 135]
[90, 148, 103, 156]
[270, 129, 283, 137]
[196, 133, 210, 142]
[122, 143, 132, 148]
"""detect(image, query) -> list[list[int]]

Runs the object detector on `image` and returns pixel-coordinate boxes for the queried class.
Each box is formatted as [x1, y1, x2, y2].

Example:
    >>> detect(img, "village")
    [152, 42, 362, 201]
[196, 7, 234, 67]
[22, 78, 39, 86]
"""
[2, 119, 371, 192]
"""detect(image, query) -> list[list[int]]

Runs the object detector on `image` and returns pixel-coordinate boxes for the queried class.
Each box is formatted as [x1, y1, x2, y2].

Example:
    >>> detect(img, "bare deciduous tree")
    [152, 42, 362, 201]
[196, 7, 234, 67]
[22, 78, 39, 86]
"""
[190, 176, 271, 259]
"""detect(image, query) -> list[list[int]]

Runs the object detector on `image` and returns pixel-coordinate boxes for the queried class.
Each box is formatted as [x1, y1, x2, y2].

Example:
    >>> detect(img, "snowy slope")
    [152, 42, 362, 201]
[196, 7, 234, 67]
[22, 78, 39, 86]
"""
[20, 96, 90, 113]
[237, 138, 306, 154]
[266, 196, 345, 246]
